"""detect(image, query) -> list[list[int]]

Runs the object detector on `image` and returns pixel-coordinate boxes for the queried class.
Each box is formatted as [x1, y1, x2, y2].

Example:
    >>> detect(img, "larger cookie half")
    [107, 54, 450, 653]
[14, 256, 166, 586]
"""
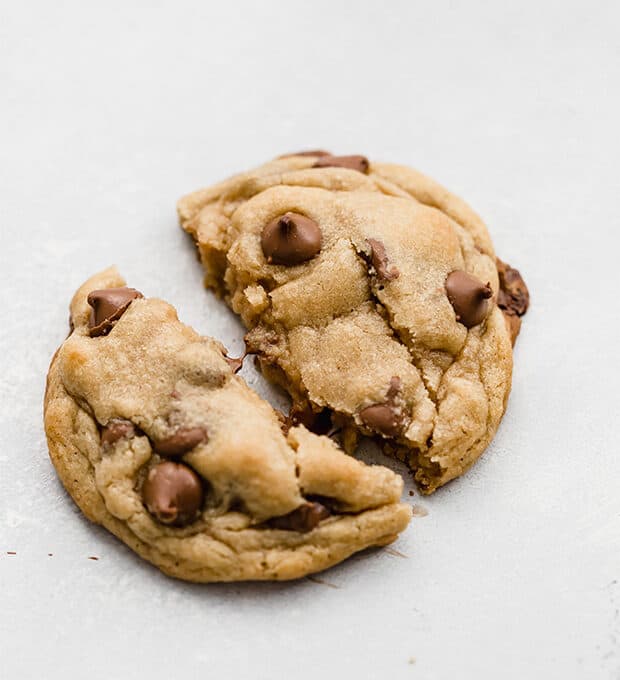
[44, 267, 411, 582]
[178, 152, 529, 493]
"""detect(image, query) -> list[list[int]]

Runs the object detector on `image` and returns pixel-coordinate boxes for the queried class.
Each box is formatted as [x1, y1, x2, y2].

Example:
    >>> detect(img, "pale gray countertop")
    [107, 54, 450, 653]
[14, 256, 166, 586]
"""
[1, 1, 619, 678]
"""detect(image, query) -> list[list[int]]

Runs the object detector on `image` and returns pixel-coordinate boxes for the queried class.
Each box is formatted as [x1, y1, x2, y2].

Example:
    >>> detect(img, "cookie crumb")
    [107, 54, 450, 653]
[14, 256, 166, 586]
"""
[88, 556, 99, 561]
[411, 505, 428, 517]
[408, 490, 414, 497]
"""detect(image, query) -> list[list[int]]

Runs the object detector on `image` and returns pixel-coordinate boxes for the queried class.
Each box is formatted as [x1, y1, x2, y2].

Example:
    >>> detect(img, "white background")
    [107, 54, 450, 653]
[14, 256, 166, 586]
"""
[1, 1, 619, 678]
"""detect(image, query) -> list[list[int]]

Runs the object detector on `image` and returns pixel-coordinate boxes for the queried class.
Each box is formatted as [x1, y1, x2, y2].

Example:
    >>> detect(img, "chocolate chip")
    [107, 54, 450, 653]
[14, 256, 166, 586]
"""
[101, 418, 136, 446]
[496, 258, 530, 318]
[312, 154, 369, 174]
[359, 403, 401, 437]
[154, 426, 208, 458]
[279, 149, 332, 158]
[445, 271, 492, 328]
[359, 376, 403, 437]
[261, 212, 322, 266]
[142, 461, 204, 527]
[366, 238, 400, 281]
[87, 287, 143, 337]
[496, 253, 529, 343]
[269, 501, 330, 532]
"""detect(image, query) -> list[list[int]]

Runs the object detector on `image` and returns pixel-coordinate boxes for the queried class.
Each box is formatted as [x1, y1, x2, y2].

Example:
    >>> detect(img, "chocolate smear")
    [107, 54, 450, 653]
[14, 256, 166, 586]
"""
[224, 353, 245, 374]
[367, 238, 400, 281]
[154, 426, 208, 458]
[269, 501, 330, 533]
[101, 418, 136, 446]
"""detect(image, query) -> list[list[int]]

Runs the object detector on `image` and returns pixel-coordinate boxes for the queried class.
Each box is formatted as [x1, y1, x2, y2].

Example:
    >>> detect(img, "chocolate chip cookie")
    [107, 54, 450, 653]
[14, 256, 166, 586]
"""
[178, 152, 529, 493]
[44, 267, 411, 582]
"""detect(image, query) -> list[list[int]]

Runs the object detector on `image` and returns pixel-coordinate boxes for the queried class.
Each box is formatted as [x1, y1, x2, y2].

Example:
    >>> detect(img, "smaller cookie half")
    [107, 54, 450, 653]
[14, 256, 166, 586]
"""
[44, 267, 411, 582]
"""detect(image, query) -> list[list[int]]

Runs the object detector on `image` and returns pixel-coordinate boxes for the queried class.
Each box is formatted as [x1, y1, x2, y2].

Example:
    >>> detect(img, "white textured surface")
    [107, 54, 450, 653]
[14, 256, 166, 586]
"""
[1, 1, 619, 678]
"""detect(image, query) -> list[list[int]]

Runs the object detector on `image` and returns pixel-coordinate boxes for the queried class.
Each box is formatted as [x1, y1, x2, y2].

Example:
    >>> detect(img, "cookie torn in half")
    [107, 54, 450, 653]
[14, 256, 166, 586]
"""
[44, 267, 411, 582]
[178, 152, 529, 493]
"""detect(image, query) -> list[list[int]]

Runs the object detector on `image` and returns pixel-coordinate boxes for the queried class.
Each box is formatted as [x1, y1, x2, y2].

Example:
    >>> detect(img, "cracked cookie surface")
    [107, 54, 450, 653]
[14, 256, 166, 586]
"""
[178, 153, 529, 492]
[44, 267, 411, 582]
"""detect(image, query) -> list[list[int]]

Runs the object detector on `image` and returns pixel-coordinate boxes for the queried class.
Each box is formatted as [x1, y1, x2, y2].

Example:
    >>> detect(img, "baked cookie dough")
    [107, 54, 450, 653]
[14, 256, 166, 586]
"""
[44, 268, 411, 582]
[178, 152, 529, 493]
